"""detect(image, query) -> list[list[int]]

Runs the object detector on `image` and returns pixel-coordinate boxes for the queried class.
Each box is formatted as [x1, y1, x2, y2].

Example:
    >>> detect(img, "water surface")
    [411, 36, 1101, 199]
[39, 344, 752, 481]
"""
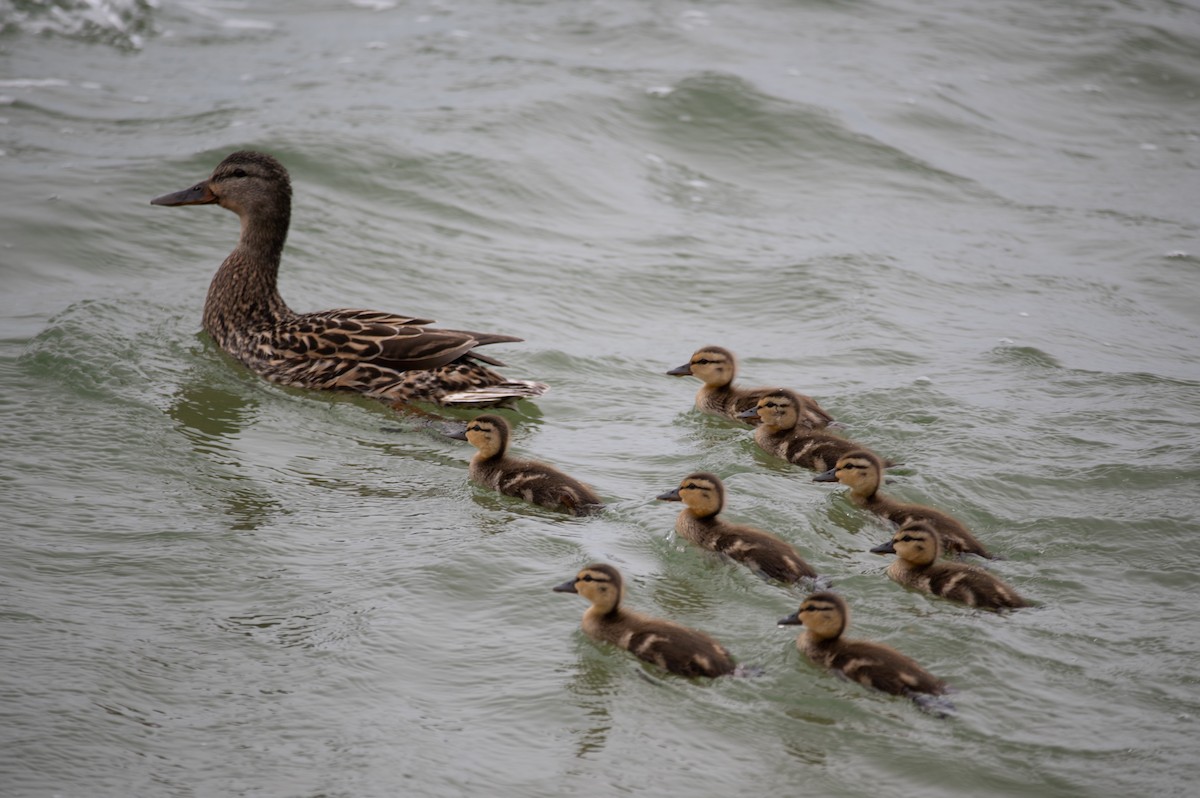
[1, 1, 1199, 796]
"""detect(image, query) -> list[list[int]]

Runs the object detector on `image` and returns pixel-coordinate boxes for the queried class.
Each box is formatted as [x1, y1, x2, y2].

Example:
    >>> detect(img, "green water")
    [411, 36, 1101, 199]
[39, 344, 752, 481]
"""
[2, 1, 1199, 796]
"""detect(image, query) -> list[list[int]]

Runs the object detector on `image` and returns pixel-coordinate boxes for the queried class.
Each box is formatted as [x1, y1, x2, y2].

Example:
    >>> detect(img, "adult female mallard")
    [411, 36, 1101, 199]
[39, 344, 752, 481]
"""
[871, 521, 1027, 610]
[813, 450, 994, 559]
[667, 346, 834, 428]
[656, 472, 818, 583]
[554, 563, 738, 678]
[151, 150, 547, 407]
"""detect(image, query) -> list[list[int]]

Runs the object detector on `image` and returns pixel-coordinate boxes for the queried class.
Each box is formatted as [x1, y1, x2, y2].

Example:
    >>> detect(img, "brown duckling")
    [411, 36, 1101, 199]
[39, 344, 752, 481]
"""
[738, 389, 886, 472]
[871, 521, 1027, 611]
[667, 346, 835, 428]
[656, 472, 817, 583]
[813, 450, 993, 559]
[554, 563, 737, 678]
[778, 591, 950, 712]
[448, 414, 602, 516]
[151, 150, 547, 408]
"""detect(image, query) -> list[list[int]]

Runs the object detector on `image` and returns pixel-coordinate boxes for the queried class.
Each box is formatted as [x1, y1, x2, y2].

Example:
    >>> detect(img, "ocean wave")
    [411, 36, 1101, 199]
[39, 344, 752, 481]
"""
[0, 0, 159, 50]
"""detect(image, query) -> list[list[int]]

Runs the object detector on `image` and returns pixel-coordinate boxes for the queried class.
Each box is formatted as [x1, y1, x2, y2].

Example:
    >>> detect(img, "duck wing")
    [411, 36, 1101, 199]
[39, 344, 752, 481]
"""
[284, 309, 523, 371]
[820, 640, 944, 696]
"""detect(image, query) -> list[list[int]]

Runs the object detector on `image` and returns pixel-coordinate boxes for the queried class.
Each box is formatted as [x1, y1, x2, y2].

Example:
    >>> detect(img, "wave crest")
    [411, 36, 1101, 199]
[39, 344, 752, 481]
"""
[2, 0, 159, 50]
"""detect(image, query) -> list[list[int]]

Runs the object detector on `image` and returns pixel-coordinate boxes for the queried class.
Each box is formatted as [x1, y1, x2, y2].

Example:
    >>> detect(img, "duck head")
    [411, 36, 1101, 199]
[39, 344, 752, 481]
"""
[778, 591, 848, 641]
[152, 150, 292, 225]
[554, 563, 624, 614]
[737, 388, 796, 429]
[667, 346, 737, 388]
[447, 413, 510, 459]
[813, 450, 885, 497]
[657, 472, 725, 518]
[871, 521, 942, 566]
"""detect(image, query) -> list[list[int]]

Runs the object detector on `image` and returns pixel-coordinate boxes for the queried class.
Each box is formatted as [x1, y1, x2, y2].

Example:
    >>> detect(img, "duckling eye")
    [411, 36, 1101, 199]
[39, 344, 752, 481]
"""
[232, 168, 247, 178]
[693, 358, 712, 365]
[579, 574, 593, 582]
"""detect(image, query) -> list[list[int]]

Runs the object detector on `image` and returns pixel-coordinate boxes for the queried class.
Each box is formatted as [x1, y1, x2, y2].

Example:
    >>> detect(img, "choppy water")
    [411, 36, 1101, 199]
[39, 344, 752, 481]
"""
[2, 0, 1199, 795]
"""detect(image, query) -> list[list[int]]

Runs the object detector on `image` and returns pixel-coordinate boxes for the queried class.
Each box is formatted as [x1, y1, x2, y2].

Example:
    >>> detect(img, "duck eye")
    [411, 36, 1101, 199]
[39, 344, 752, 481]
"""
[232, 168, 247, 178]
[579, 574, 593, 582]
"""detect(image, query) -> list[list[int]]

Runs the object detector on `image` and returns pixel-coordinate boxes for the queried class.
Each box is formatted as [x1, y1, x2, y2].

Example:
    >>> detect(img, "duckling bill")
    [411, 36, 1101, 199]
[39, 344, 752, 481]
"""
[449, 414, 602, 516]
[152, 150, 547, 408]
[554, 563, 738, 678]
[657, 472, 818, 583]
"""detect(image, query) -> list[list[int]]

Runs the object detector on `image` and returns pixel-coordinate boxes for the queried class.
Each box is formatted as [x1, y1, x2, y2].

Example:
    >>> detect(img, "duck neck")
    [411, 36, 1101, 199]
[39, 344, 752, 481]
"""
[585, 600, 621, 621]
[854, 484, 884, 508]
[202, 204, 292, 343]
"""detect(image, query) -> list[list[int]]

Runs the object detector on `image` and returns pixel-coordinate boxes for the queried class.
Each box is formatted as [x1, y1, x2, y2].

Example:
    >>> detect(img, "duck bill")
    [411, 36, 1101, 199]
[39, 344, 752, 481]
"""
[777, 611, 803, 626]
[869, 541, 897, 555]
[736, 408, 760, 421]
[656, 487, 682, 502]
[666, 363, 694, 376]
[151, 181, 217, 206]
[812, 467, 838, 482]
[445, 426, 469, 441]
[552, 579, 578, 594]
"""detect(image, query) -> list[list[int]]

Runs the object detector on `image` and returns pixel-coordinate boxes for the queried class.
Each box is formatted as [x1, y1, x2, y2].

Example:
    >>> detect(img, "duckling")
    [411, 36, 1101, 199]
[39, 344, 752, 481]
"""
[554, 563, 737, 678]
[151, 151, 547, 408]
[778, 591, 949, 711]
[667, 346, 835, 429]
[448, 414, 602, 516]
[656, 472, 817, 583]
[737, 389, 886, 472]
[813, 450, 993, 559]
[871, 521, 1027, 610]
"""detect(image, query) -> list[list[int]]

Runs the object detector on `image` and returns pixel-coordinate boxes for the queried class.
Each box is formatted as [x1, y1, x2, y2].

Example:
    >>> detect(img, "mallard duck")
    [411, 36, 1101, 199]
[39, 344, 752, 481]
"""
[656, 472, 817, 583]
[667, 346, 835, 428]
[737, 389, 886, 472]
[870, 521, 1027, 610]
[151, 150, 547, 408]
[553, 563, 737, 678]
[778, 591, 950, 711]
[448, 414, 602, 516]
[813, 450, 993, 559]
